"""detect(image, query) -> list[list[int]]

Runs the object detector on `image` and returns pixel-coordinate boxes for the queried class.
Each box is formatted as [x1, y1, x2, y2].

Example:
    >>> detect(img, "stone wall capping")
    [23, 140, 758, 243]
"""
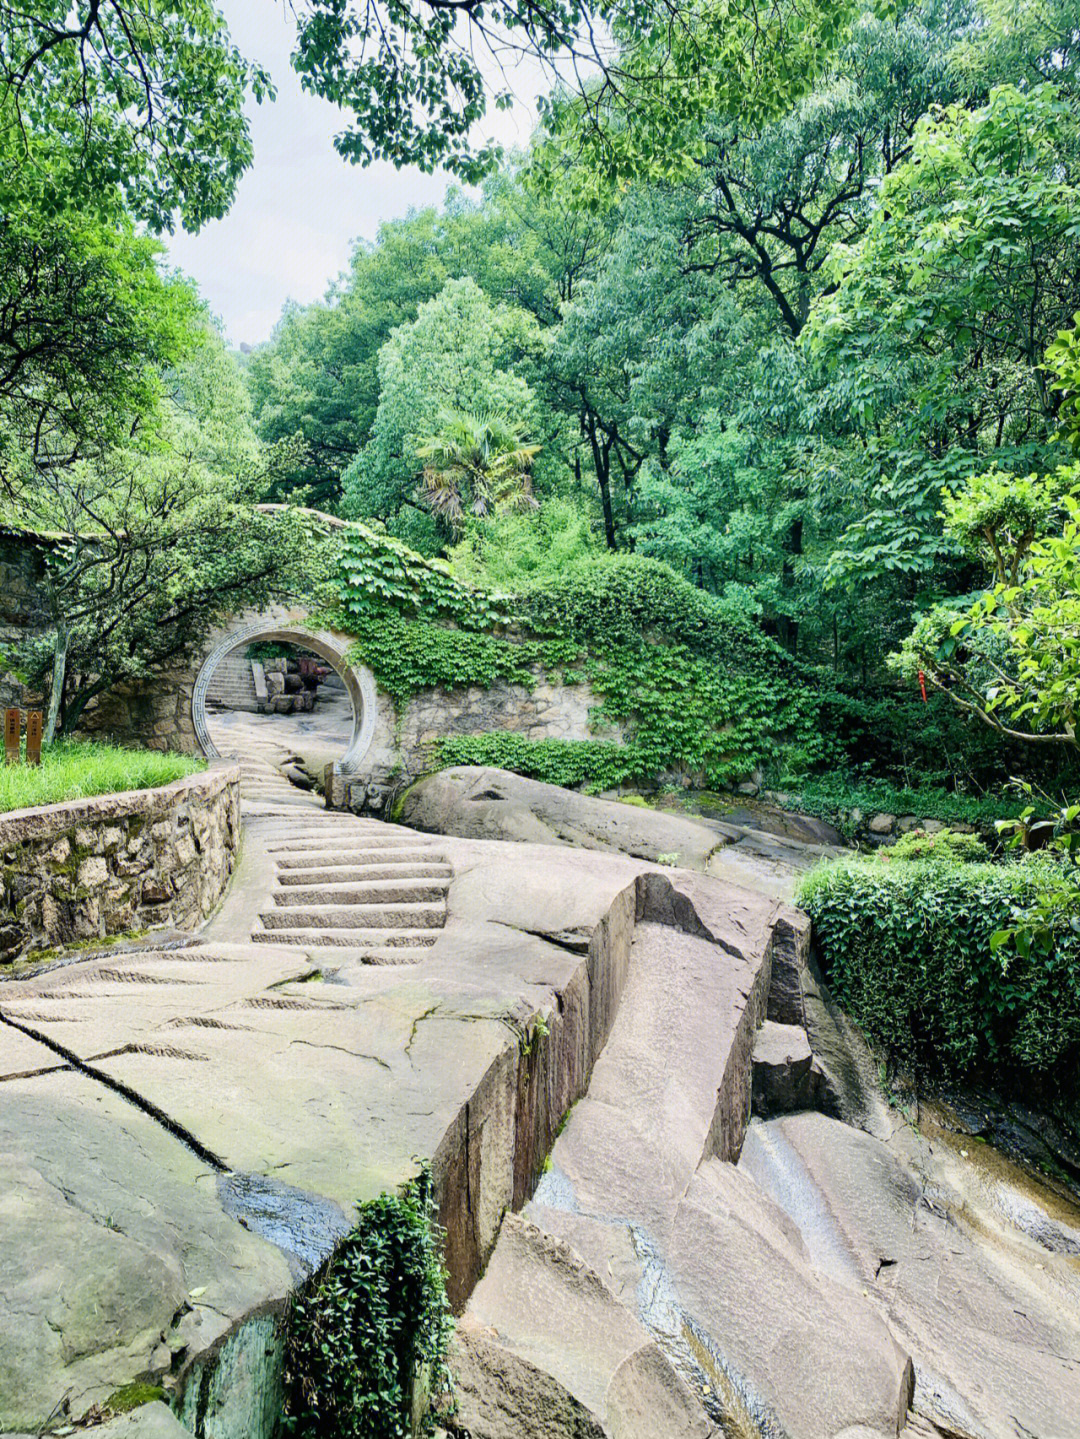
[0, 761, 238, 848]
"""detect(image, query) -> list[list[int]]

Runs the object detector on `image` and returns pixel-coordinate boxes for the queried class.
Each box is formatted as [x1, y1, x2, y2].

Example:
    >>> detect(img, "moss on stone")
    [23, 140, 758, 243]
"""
[105, 1382, 168, 1414]
[14, 925, 152, 971]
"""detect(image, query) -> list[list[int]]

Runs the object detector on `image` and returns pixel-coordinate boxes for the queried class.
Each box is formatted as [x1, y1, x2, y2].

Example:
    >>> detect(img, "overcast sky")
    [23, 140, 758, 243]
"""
[164, 1, 543, 346]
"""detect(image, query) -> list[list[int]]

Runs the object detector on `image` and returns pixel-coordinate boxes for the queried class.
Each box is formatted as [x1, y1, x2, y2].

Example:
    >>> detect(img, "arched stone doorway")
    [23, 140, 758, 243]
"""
[191, 609, 378, 776]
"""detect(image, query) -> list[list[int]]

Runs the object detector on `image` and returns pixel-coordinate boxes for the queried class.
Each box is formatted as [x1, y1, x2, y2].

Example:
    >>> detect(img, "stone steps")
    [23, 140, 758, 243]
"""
[266, 841, 436, 860]
[259, 901, 445, 930]
[275, 862, 453, 884]
[258, 928, 439, 952]
[237, 769, 451, 961]
[271, 878, 451, 906]
[205, 650, 260, 713]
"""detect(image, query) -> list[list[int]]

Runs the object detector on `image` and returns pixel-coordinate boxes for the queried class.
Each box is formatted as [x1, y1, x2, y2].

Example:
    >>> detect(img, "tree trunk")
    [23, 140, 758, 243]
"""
[584, 414, 618, 550]
[44, 622, 68, 745]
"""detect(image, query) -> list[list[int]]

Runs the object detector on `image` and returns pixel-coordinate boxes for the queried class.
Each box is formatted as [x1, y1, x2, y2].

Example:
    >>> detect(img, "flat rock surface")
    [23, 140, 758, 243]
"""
[398, 766, 725, 867]
[0, 1073, 292, 1432]
[0, 760, 782, 1434]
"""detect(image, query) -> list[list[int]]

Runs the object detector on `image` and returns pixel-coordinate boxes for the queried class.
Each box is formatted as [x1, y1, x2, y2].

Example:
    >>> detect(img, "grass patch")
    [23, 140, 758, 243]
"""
[0, 741, 203, 814]
[770, 773, 1026, 836]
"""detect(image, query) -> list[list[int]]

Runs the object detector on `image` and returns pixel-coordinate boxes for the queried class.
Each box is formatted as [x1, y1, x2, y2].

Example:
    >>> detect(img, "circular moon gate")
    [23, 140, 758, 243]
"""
[191, 619, 378, 775]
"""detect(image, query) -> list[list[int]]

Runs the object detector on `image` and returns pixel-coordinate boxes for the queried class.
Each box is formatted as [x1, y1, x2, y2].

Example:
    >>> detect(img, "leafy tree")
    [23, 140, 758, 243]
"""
[806, 82, 1080, 592]
[447, 498, 603, 588]
[3, 329, 310, 737]
[0, 185, 201, 476]
[342, 277, 541, 548]
[683, 3, 969, 337]
[291, 0, 853, 183]
[0, 0, 271, 232]
[893, 466, 1080, 751]
[246, 209, 457, 505]
[418, 411, 539, 531]
[246, 179, 612, 507]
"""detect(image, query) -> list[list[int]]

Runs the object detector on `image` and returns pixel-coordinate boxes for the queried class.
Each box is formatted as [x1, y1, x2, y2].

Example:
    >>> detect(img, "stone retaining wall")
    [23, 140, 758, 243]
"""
[0, 764, 240, 964]
[338, 672, 619, 814]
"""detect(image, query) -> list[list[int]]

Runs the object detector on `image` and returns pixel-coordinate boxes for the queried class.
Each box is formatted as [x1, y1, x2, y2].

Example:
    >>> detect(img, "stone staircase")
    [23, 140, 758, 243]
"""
[206, 648, 260, 713]
[252, 827, 451, 963]
[233, 751, 324, 814]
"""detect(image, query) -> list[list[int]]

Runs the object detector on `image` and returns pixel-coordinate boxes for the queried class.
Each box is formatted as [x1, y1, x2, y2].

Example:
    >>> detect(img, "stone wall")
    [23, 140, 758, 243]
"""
[339, 671, 619, 814]
[0, 764, 240, 964]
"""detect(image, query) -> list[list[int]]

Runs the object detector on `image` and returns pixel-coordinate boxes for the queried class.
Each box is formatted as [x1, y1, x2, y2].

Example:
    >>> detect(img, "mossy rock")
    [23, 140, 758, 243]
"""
[105, 1382, 169, 1414]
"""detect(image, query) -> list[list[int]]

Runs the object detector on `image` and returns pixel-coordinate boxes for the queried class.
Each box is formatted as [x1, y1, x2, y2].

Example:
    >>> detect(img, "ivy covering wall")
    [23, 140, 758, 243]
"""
[332, 524, 851, 788]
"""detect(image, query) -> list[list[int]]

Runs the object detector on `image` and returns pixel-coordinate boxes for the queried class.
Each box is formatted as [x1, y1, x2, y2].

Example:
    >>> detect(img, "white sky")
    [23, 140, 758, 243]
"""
[164, 0, 544, 346]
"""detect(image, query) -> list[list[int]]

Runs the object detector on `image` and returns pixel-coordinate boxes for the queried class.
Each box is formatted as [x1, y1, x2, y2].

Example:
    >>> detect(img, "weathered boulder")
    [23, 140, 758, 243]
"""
[0, 800, 787, 1434]
[751, 1019, 826, 1116]
[397, 766, 724, 867]
[457, 909, 914, 1439]
[0, 1070, 292, 1433]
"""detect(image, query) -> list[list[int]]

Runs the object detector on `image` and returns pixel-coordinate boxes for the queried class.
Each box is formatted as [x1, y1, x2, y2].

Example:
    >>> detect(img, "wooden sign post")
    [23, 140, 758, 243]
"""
[26, 710, 42, 766]
[4, 708, 20, 765]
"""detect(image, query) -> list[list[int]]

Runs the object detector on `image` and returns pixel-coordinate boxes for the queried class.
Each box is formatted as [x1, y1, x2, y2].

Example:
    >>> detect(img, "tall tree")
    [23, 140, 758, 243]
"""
[805, 82, 1080, 593]
[0, 0, 270, 232]
[343, 277, 542, 549]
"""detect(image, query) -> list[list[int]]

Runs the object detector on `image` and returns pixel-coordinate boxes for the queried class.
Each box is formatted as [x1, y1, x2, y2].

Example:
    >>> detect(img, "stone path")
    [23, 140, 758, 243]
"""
[208, 752, 452, 963]
[5, 749, 1079, 1439]
[3, 750, 794, 1437]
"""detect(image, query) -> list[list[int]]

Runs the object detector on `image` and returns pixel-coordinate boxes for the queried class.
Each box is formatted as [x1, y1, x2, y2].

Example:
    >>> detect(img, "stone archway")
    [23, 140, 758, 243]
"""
[192, 608, 378, 776]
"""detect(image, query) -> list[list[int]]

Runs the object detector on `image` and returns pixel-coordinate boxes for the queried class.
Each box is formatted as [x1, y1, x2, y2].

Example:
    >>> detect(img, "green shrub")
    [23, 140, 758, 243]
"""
[283, 1169, 452, 1439]
[884, 829, 989, 864]
[433, 732, 645, 792]
[773, 773, 1025, 837]
[0, 742, 202, 814]
[798, 856, 1080, 1092]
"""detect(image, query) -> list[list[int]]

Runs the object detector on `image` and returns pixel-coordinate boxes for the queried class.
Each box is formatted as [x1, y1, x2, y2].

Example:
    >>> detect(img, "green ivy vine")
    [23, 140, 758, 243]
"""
[282, 1168, 452, 1439]
[339, 523, 508, 629]
[333, 529, 858, 787]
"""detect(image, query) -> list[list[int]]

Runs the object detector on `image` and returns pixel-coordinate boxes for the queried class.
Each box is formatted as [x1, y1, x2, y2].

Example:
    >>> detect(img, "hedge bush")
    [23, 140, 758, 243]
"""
[798, 856, 1080, 1093]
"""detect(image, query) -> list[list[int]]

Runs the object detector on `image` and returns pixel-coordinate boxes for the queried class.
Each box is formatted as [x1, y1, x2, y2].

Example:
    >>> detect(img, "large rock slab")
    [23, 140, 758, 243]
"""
[456, 917, 914, 1439]
[0, 809, 784, 1434]
[667, 1159, 913, 1438]
[397, 766, 724, 867]
[741, 1112, 1080, 1438]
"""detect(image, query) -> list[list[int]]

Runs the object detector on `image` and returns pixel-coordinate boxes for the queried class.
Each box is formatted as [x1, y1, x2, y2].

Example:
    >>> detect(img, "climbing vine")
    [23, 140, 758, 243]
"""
[334, 530, 856, 786]
[435, 732, 646, 791]
[343, 611, 581, 708]
[339, 523, 508, 629]
[282, 1168, 452, 1439]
